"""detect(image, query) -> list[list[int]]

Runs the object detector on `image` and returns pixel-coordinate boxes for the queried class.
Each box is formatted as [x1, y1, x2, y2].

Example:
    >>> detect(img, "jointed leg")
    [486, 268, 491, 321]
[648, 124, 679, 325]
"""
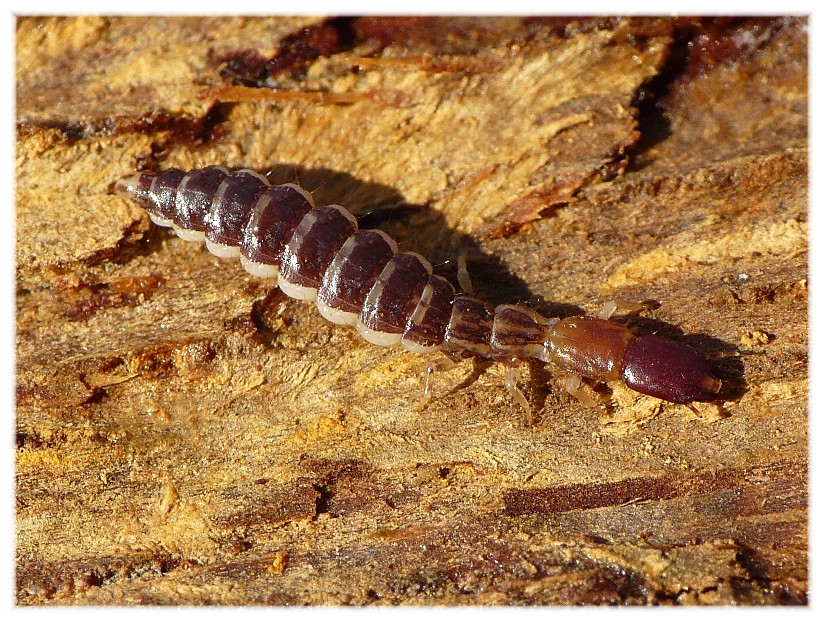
[504, 365, 530, 413]
[417, 351, 466, 412]
[597, 299, 655, 320]
[563, 373, 598, 407]
[457, 251, 474, 295]
[425, 354, 461, 398]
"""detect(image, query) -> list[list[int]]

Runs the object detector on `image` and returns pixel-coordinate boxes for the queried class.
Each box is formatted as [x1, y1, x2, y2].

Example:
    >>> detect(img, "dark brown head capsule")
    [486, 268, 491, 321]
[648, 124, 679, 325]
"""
[621, 335, 722, 403]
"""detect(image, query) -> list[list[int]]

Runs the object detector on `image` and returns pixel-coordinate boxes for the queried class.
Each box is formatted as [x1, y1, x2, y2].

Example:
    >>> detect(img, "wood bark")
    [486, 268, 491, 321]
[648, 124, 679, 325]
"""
[16, 16, 807, 605]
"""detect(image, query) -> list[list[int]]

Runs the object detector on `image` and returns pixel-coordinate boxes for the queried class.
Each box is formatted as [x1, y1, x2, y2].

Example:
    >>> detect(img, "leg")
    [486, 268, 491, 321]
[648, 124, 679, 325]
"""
[597, 299, 656, 320]
[417, 350, 470, 413]
[457, 251, 474, 295]
[424, 355, 460, 398]
[504, 365, 530, 414]
[563, 373, 599, 408]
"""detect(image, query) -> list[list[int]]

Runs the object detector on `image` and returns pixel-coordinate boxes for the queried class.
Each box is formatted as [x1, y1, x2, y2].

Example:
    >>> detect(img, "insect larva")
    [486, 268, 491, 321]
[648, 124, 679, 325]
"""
[115, 166, 723, 407]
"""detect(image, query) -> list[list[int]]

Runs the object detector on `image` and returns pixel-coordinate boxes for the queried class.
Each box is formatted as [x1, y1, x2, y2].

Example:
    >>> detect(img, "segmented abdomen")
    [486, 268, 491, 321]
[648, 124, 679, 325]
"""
[117, 166, 496, 356]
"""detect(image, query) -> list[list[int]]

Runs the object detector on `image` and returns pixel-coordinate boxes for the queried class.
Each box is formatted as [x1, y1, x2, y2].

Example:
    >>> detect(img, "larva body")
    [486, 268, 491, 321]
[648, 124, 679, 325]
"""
[115, 167, 722, 405]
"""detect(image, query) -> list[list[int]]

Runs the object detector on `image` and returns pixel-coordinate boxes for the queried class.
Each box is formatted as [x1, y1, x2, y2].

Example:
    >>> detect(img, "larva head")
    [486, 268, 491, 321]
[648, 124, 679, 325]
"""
[622, 335, 722, 403]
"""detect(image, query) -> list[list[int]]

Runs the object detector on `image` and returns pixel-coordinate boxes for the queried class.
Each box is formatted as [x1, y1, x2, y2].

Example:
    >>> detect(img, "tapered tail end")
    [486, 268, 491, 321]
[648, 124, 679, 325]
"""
[114, 172, 149, 200]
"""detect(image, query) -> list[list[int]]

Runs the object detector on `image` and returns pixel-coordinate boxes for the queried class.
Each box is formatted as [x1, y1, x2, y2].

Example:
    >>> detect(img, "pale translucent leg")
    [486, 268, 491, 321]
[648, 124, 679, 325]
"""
[415, 355, 461, 412]
[597, 299, 652, 320]
[457, 252, 474, 295]
[563, 373, 598, 408]
[424, 356, 459, 398]
[504, 365, 530, 413]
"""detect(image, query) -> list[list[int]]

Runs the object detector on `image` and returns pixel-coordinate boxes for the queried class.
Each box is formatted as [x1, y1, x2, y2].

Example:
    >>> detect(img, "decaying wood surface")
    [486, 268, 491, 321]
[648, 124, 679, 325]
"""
[16, 16, 807, 605]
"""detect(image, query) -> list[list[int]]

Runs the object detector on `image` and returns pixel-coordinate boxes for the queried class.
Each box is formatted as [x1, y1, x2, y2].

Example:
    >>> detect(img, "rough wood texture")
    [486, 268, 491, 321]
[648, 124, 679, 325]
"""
[16, 16, 807, 605]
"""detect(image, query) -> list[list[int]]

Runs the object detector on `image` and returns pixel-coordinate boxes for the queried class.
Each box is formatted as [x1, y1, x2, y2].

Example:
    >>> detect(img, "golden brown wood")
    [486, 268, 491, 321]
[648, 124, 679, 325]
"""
[16, 16, 807, 605]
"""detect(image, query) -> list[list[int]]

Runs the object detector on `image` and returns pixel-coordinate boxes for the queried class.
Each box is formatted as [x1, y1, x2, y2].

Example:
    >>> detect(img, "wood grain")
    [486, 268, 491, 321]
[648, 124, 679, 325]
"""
[16, 16, 807, 605]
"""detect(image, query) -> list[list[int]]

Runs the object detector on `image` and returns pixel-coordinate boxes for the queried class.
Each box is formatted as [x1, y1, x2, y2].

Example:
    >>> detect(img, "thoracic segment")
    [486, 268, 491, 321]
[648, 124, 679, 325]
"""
[115, 167, 722, 405]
